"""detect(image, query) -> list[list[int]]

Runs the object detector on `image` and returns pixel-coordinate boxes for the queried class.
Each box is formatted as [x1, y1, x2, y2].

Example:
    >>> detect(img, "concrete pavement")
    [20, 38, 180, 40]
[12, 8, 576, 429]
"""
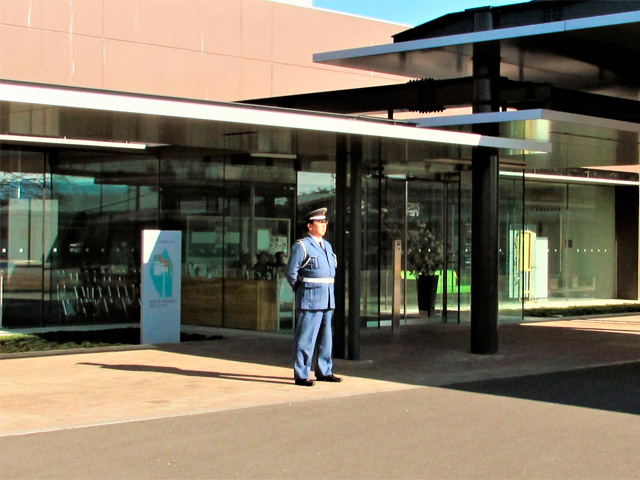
[1, 316, 640, 479]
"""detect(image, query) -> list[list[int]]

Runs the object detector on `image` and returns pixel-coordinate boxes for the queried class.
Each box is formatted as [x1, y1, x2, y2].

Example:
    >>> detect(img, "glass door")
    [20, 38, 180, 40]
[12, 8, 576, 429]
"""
[373, 174, 460, 326]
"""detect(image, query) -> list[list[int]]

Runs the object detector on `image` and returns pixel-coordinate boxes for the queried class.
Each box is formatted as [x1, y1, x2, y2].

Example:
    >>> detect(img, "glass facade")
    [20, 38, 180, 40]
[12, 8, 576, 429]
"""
[0, 131, 630, 332]
[524, 181, 615, 301]
[0, 132, 336, 331]
[0, 148, 157, 327]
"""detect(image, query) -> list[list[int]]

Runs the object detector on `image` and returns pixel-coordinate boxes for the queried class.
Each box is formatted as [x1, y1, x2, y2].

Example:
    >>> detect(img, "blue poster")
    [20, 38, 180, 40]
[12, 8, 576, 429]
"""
[141, 230, 182, 344]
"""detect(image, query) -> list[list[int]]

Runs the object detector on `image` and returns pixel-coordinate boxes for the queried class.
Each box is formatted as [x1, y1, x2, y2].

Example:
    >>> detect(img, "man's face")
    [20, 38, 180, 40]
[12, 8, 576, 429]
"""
[308, 219, 328, 238]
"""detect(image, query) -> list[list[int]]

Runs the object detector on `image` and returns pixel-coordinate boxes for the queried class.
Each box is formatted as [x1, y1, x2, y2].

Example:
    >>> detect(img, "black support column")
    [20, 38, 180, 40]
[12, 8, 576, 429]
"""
[470, 148, 499, 354]
[348, 136, 363, 360]
[615, 186, 639, 300]
[470, 10, 500, 354]
[334, 134, 348, 359]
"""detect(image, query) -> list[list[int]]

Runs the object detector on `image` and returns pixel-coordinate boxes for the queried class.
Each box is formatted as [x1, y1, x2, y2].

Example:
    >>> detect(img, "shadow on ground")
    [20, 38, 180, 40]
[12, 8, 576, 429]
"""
[156, 319, 640, 415]
[447, 361, 640, 415]
[78, 362, 292, 385]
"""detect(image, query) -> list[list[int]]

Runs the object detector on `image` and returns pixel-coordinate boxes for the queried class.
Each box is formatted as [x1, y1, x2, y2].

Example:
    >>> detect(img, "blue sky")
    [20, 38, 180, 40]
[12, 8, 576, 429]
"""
[312, 0, 529, 26]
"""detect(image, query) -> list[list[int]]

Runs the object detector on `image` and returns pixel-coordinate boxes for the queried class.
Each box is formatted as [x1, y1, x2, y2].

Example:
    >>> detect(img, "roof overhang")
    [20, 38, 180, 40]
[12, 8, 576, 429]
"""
[412, 108, 640, 134]
[0, 81, 550, 153]
[315, 11, 640, 95]
[410, 108, 640, 178]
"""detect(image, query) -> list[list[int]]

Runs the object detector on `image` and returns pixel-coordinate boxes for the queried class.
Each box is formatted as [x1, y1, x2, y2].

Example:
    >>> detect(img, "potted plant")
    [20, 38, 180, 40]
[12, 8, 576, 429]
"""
[381, 207, 446, 315]
[406, 223, 445, 315]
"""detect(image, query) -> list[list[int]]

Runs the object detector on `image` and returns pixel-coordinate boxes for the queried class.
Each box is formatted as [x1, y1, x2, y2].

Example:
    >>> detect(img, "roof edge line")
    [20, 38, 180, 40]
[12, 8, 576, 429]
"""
[314, 10, 640, 64]
[0, 82, 550, 152]
[413, 109, 640, 134]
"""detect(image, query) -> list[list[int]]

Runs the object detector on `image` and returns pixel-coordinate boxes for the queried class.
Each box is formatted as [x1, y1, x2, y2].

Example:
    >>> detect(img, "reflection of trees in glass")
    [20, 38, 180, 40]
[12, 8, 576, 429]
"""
[297, 188, 334, 202]
[0, 172, 48, 199]
[297, 172, 335, 195]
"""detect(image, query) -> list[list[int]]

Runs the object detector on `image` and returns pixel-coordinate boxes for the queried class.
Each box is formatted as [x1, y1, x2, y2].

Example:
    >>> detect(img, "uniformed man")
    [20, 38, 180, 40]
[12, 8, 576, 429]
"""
[285, 207, 342, 386]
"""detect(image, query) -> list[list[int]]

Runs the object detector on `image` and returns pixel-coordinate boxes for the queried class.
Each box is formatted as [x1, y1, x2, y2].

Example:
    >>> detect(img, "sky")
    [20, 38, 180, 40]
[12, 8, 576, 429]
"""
[311, 0, 530, 26]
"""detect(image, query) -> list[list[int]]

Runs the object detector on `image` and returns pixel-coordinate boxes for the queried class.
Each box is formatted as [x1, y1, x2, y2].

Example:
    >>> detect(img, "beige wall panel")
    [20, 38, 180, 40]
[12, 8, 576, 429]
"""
[0, 0, 104, 36]
[270, 63, 403, 97]
[104, 0, 242, 57]
[68, 0, 105, 37]
[66, 31, 106, 87]
[239, 0, 274, 61]
[237, 60, 274, 101]
[201, 54, 243, 101]
[0, 25, 103, 87]
[103, 41, 242, 100]
[0, 0, 32, 27]
[270, 3, 402, 66]
[2, 0, 407, 100]
[204, 0, 243, 57]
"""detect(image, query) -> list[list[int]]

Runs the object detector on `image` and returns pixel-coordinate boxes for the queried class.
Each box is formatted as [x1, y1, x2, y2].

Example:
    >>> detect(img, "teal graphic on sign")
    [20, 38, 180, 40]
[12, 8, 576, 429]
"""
[149, 249, 173, 298]
[141, 230, 181, 345]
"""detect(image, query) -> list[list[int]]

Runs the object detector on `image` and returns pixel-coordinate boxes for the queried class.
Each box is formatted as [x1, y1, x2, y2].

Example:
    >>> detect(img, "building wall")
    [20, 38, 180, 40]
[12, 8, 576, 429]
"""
[0, 0, 407, 101]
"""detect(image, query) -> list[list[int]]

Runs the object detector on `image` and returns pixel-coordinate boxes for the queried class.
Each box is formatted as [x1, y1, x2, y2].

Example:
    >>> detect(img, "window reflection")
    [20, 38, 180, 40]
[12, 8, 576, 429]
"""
[0, 140, 625, 332]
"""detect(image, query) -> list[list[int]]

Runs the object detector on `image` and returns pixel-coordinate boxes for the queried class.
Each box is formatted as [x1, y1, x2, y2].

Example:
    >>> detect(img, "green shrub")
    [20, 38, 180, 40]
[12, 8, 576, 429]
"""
[0, 335, 57, 354]
[524, 303, 640, 318]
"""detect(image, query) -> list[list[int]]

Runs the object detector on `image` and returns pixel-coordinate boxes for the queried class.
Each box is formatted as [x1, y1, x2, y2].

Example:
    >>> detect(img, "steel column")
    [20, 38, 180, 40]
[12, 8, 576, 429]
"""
[334, 134, 348, 359]
[348, 136, 362, 360]
[470, 148, 499, 354]
[470, 10, 500, 354]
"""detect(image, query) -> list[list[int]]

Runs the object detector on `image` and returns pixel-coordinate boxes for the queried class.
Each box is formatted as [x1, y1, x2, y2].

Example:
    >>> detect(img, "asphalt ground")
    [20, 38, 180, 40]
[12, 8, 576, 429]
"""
[1, 316, 640, 479]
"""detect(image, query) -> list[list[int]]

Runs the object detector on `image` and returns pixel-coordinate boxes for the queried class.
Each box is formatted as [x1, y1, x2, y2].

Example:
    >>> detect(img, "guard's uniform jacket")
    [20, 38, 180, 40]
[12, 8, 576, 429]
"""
[285, 235, 337, 311]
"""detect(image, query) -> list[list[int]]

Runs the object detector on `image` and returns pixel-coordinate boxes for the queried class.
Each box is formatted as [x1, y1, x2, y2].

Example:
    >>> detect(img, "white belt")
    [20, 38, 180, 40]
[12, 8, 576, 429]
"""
[302, 277, 334, 284]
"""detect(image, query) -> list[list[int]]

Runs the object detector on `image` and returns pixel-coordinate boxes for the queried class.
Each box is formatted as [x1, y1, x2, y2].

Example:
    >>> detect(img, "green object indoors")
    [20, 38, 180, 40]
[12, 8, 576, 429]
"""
[402, 270, 471, 294]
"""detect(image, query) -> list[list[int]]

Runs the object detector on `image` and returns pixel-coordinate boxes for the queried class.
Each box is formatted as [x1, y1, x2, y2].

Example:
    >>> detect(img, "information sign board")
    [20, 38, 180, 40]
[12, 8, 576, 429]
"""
[141, 230, 182, 344]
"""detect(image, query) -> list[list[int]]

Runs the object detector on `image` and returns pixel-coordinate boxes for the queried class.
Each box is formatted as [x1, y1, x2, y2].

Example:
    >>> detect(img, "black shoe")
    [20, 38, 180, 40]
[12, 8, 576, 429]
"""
[316, 374, 343, 382]
[295, 378, 315, 387]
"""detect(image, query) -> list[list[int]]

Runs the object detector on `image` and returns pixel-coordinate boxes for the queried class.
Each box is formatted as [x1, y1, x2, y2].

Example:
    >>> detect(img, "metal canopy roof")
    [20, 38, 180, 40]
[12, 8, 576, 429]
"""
[246, 77, 640, 124]
[413, 108, 640, 134]
[315, 10, 640, 97]
[411, 108, 640, 176]
[0, 81, 549, 153]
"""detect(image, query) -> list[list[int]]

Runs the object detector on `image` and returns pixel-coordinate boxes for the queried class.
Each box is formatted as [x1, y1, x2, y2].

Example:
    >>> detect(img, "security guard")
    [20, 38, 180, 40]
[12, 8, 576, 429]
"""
[285, 207, 342, 386]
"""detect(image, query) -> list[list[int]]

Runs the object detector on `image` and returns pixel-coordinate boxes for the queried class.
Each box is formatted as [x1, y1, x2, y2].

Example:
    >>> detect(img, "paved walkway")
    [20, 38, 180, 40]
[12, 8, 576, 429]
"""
[1, 316, 640, 479]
